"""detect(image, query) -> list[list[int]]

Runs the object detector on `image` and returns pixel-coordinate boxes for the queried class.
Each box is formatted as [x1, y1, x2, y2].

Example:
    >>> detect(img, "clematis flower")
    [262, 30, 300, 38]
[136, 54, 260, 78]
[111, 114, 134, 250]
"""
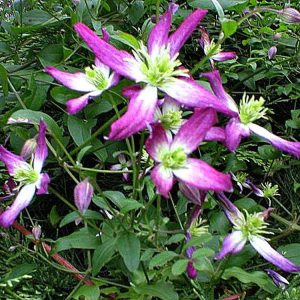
[145, 108, 232, 198]
[216, 193, 300, 273]
[0, 121, 50, 228]
[110, 154, 132, 181]
[74, 178, 94, 225]
[199, 26, 237, 66]
[45, 29, 120, 114]
[74, 5, 237, 140]
[268, 46, 277, 60]
[202, 70, 300, 158]
[265, 269, 289, 289]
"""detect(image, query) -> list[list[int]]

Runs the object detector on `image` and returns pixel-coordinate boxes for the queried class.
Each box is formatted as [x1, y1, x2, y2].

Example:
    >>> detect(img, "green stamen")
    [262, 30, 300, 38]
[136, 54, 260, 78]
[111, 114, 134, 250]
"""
[14, 164, 39, 184]
[132, 42, 188, 87]
[204, 40, 222, 56]
[239, 93, 268, 125]
[261, 182, 280, 199]
[160, 147, 187, 169]
[85, 66, 108, 90]
[235, 210, 269, 239]
[160, 110, 182, 131]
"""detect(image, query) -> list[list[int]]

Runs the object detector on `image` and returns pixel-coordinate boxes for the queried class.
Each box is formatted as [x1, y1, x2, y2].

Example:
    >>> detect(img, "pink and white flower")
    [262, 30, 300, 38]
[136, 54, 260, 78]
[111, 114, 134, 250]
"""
[0, 121, 50, 228]
[74, 5, 237, 140]
[145, 108, 232, 198]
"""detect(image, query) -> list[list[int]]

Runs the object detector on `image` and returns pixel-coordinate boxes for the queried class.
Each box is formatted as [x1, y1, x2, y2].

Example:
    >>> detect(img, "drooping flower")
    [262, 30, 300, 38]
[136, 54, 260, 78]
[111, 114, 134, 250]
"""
[216, 193, 300, 273]
[266, 269, 289, 289]
[145, 108, 232, 198]
[199, 26, 237, 66]
[74, 5, 237, 140]
[268, 46, 277, 60]
[74, 178, 94, 225]
[45, 29, 120, 115]
[202, 70, 300, 158]
[278, 7, 300, 24]
[110, 154, 132, 181]
[20, 137, 37, 160]
[0, 121, 50, 228]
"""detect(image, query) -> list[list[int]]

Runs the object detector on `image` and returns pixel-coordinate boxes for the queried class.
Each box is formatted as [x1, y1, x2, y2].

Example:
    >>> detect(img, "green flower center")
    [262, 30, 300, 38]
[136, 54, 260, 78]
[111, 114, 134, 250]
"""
[235, 211, 268, 239]
[14, 164, 39, 185]
[160, 147, 187, 169]
[160, 110, 182, 131]
[132, 42, 188, 87]
[85, 66, 108, 90]
[261, 182, 279, 199]
[239, 93, 268, 125]
[204, 40, 222, 57]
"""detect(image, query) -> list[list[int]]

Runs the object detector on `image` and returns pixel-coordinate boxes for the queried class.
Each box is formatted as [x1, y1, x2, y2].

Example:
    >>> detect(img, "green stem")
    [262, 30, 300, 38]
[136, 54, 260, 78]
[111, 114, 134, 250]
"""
[271, 213, 300, 231]
[69, 106, 127, 156]
[156, 0, 161, 23]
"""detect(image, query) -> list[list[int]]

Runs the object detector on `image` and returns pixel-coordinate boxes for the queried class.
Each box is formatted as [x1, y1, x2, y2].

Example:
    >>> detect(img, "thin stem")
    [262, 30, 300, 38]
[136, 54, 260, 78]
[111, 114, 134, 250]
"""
[169, 194, 184, 230]
[156, 0, 161, 23]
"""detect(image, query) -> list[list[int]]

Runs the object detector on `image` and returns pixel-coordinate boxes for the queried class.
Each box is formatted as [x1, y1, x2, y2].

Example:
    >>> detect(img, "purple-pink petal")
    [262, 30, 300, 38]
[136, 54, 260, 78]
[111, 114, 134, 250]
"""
[250, 235, 300, 273]
[172, 108, 217, 154]
[186, 261, 198, 279]
[0, 183, 36, 228]
[168, 9, 208, 57]
[202, 70, 239, 114]
[265, 269, 289, 288]
[36, 173, 50, 195]
[109, 85, 157, 140]
[173, 158, 233, 192]
[215, 231, 247, 260]
[66, 93, 93, 115]
[248, 123, 300, 158]
[204, 127, 226, 143]
[33, 120, 48, 174]
[145, 123, 170, 161]
[199, 26, 210, 50]
[45, 66, 96, 92]
[150, 164, 174, 198]
[148, 5, 174, 56]
[74, 23, 141, 81]
[179, 182, 206, 206]
[225, 118, 251, 152]
[161, 77, 237, 116]
[0, 145, 26, 176]
[212, 51, 237, 61]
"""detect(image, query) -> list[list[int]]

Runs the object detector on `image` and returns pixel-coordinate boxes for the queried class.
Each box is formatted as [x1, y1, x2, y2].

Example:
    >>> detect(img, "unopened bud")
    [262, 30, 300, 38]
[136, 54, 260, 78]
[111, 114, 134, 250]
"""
[268, 46, 277, 60]
[273, 33, 282, 40]
[74, 178, 94, 215]
[32, 225, 42, 240]
[278, 8, 300, 24]
[20, 138, 37, 159]
[187, 261, 197, 279]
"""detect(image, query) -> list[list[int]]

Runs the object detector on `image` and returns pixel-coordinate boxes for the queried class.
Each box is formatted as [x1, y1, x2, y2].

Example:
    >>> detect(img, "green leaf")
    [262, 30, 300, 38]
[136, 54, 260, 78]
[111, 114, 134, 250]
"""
[39, 44, 64, 65]
[72, 286, 100, 300]
[59, 210, 103, 227]
[50, 86, 79, 105]
[67, 115, 96, 146]
[22, 10, 52, 25]
[0, 64, 8, 96]
[149, 251, 178, 269]
[113, 31, 140, 49]
[120, 199, 143, 214]
[222, 267, 276, 293]
[92, 238, 117, 276]
[52, 227, 100, 253]
[9, 109, 63, 142]
[134, 281, 178, 300]
[221, 18, 238, 37]
[171, 259, 188, 276]
[192, 248, 215, 259]
[117, 232, 140, 272]
[165, 234, 185, 245]
[92, 195, 112, 211]
[277, 244, 300, 264]
[188, 0, 248, 10]
[258, 145, 281, 160]
[5, 263, 36, 281]
[184, 233, 213, 250]
[128, 0, 144, 25]
[49, 205, 61, 226]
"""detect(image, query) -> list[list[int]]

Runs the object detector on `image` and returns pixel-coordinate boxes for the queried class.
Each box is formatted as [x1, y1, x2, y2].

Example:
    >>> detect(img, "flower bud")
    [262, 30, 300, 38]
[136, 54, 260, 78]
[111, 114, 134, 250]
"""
[278, 8, 300, 24]
[74, 178, 94, 215]
[187, 261, 197, 279]
[20, 138, 37, 159]
[266, 269, 289, 289]
[273, 33, 282, 40]
[179, 183, 206, 206]
[32, 224, 42, 240]
[268, 46, 277, 60]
